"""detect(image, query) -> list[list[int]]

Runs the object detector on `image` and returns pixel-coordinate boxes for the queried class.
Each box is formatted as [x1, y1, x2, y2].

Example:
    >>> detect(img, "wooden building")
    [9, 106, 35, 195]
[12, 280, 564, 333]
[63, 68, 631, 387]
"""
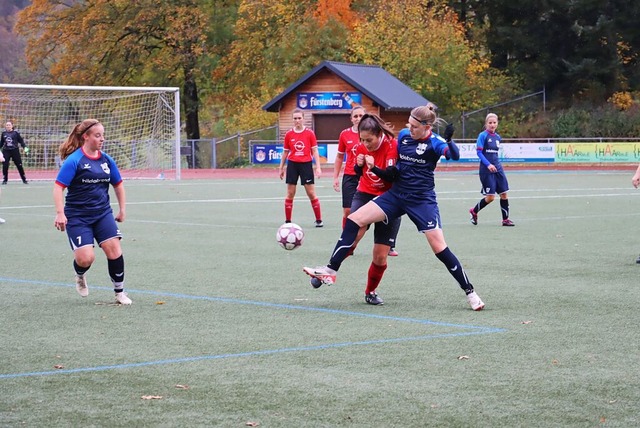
[262, 61, 430, 142]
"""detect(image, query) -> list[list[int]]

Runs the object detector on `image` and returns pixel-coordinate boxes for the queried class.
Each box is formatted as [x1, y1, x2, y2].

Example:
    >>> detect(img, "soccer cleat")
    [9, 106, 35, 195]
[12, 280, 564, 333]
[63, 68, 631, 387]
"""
[1, 181, 6, 185]
[75, 274, 89, 297]
[502, 219, 515, 227]
[285, 220, 291, 223]
[388, 248, 399, 257]
[469, 208, 478, 225]
[310, 277, 323, 289]
[0, 217, 5, 224]
[636, 255, 640, 264]
[22, 180, 28, 184]
[303, 266, 336, 286]
[466, 291, 485, 311]
[365, 292, 384, 305]
[315, 220, 324, 228]
[115, 292, 132, 305]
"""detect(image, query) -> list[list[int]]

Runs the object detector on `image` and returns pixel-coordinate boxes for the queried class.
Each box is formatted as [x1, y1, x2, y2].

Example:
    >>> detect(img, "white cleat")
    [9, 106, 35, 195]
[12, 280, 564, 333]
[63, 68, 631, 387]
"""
[303, 266, 337, 286]
[115, 292, 132, 305]
[75, 274, 89, 297]
[466, 291, 485, 311]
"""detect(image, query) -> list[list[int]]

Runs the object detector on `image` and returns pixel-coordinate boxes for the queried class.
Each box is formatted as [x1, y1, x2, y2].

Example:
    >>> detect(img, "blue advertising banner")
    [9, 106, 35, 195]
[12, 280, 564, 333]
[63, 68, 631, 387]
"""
[297, 92, 362, 110]
[252, 144, 328, 164]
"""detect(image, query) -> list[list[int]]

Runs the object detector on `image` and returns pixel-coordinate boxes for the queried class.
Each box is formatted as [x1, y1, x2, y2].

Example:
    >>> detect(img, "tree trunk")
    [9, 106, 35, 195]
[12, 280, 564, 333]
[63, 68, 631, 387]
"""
[183, 71, 200, 168]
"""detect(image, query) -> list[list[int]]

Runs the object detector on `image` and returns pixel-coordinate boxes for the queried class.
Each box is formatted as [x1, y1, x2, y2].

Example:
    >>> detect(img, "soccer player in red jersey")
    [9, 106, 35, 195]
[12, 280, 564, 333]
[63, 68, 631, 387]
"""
[632, 163, 640, 263]
[278, 109, 323, 227]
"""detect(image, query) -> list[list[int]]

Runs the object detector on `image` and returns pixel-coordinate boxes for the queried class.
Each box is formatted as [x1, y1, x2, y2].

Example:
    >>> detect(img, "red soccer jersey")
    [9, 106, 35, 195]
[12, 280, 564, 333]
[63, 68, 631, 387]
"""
[337, 127, 359, 176]
[355, 136, 398, 195]
[284, 127, 317, 163]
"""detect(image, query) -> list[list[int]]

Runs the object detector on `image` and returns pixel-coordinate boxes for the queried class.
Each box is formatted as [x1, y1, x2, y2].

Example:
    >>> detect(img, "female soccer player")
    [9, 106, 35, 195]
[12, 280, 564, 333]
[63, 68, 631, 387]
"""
[53, 119, 132, 305]
[334, 107, 400, 257]
[320, 113, 400, 305]
[469, 113, 515, 226]
[304, 104, 485, 311]
[278, 109, 323, 227]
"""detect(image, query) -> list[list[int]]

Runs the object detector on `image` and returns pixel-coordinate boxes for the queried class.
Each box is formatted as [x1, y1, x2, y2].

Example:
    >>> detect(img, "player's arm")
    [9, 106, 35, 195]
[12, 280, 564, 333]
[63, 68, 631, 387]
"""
[333, 152, 344, 191]
[113, 183, 126, 222]
[53, 184, 67, 231]
[442, 124, 459, 160]
[278, 148, 289, 180]
[312, 146, 322, 178]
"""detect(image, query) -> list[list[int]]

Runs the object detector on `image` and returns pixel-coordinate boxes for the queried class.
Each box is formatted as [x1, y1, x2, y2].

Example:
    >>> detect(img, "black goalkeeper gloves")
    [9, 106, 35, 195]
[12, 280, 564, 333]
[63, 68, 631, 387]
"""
[444, 124, 454, 142]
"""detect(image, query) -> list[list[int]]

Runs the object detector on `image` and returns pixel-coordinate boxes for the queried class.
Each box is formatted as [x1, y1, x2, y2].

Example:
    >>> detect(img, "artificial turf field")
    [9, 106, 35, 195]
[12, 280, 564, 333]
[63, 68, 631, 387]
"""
[0, 169, 639, 427]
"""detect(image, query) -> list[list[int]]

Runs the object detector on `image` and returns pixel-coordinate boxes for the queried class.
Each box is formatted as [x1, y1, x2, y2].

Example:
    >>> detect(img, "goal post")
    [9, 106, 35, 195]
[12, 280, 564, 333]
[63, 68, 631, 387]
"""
[0, 84, 182, 180]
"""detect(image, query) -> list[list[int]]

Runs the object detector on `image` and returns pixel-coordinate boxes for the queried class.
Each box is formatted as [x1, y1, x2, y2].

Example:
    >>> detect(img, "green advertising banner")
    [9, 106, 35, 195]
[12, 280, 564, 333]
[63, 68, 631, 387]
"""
[556, 142, 640, 162]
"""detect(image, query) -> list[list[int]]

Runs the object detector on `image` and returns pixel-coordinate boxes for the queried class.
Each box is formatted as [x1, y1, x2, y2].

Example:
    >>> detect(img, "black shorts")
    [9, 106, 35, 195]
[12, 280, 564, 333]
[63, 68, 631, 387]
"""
[341, 174, 359, 208]
[351, 191, 401, 247]
[285, 161, 314, 185]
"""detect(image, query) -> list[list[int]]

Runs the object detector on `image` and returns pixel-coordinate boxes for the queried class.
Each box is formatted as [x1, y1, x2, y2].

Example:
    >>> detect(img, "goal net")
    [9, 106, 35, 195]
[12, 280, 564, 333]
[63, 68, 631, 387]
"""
[0, 84, 181, 180]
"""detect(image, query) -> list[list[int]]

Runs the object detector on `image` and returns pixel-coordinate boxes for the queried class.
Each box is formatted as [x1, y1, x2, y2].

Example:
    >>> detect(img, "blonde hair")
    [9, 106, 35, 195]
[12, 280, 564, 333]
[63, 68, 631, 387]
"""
[485, 113, 498, 124]
[410, 103, 446, 128]
[59, 119, 101, 160]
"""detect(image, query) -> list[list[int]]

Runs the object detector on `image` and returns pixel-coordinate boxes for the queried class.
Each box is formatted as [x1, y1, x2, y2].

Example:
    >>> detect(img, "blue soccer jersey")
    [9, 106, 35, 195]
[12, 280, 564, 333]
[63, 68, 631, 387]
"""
[476, 130, 503, 173]
[55, 147, 123, 216]
[392, 128, 449, 195]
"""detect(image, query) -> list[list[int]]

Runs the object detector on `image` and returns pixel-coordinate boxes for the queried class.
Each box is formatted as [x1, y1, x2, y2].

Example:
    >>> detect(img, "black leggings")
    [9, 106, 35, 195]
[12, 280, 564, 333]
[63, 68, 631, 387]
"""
[2, 149, 27, 182]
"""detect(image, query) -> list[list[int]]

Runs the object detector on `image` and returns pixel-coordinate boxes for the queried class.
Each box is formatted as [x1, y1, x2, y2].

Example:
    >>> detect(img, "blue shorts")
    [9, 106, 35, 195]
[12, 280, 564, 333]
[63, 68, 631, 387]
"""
[341, 174, 359, 208]
[351, 191, 401, 246]
[372, 190, 441, 233]
[285, 161, 314, 185]
[480, 170, 509, 195]
[65, 210, 122, 251]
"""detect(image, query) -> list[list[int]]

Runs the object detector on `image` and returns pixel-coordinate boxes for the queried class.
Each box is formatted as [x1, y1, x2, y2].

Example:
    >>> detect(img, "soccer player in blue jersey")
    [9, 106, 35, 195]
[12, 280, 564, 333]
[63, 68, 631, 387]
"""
[304, 104, 485, 311]
[469, 113, 515, 227]
[0, 151, 4, 223]
[53, 119, 132, 305]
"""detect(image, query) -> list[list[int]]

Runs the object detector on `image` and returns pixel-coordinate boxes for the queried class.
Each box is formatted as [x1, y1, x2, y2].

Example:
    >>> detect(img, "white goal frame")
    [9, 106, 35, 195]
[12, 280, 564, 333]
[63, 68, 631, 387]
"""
[0, 84, 182, 180]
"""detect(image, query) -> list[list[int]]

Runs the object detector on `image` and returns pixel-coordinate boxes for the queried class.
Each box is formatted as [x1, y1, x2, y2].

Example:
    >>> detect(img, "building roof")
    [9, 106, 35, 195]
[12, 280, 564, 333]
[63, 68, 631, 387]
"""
[262, 61, 430, 112]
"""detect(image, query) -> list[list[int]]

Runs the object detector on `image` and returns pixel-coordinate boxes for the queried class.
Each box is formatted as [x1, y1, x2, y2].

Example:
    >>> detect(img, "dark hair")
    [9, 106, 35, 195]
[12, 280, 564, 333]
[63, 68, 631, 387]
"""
[358, 113, 395, 139]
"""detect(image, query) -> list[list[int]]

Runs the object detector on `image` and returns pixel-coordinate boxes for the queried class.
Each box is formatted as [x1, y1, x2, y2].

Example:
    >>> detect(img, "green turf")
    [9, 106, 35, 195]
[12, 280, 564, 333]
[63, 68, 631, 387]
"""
[1, 171, 639, 427]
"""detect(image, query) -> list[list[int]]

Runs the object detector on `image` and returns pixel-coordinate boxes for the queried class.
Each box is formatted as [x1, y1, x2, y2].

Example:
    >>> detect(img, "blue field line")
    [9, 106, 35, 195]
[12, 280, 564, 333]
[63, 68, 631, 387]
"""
[0, 276, 505, 379]
[0, 329, 501, 380]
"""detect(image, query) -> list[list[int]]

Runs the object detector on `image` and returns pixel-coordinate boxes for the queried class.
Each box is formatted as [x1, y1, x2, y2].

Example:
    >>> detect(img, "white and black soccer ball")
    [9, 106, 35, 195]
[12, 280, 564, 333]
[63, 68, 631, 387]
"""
[276, 222, 304, 250]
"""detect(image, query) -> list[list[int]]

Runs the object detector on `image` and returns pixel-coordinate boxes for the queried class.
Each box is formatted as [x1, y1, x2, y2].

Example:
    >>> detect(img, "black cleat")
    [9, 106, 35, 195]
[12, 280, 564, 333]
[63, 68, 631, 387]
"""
[365, 292, 384, 305]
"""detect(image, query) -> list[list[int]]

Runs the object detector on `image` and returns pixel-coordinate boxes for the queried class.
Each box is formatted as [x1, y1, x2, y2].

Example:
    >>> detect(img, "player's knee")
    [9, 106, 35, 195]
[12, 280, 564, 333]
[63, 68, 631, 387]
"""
[485, 194, 496, 203]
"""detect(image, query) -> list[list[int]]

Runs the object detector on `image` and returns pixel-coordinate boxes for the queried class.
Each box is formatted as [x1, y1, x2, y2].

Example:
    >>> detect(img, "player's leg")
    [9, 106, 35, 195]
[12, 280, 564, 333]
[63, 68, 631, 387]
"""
[407, 198, 484, 310]
[95, 213, 130, 305]
[2, 152, 9, 184]
[388, 215, 401, 256]
[284, 162, 299, 223]
[497, 173, 514, 226]
[65, 222, 96, 298]
[12, 150, 27, 183]
[341, 174, 359, 228]
[300, 162, 322, 227]
[469, 173, 496, 225]
[364, 216, 399, 305]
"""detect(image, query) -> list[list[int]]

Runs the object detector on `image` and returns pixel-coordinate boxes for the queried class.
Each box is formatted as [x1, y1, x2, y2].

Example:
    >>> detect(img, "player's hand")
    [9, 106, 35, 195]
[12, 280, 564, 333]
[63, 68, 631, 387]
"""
[633, 175, 640, 188]
[23, 146, 29, 155]
[333, 178, 340, 192]
[115, 210, 126, 222]
[356, 153, 365, 166]
[315, 166, 322, 179]
[444, 124, 454, 142]
[365, 155, 375, 169]
[488, 164, 497, 173]
[279, 168, 285, 180]
[54, 214, 67, 232]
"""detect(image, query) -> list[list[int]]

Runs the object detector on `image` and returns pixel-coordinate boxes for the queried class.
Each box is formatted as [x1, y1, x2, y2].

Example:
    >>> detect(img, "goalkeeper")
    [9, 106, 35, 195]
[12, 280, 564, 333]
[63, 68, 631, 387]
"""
[0, 121, 29, 184]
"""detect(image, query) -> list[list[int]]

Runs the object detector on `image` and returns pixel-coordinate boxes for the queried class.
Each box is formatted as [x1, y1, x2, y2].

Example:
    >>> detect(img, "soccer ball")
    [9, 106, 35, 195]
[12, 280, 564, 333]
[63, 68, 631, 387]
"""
[276, 222, 304, 250]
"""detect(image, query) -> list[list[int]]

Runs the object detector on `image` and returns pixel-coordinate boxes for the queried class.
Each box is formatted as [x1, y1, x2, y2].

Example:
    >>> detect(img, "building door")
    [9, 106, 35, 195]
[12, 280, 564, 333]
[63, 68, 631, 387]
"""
[313, 114, 351, 142]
